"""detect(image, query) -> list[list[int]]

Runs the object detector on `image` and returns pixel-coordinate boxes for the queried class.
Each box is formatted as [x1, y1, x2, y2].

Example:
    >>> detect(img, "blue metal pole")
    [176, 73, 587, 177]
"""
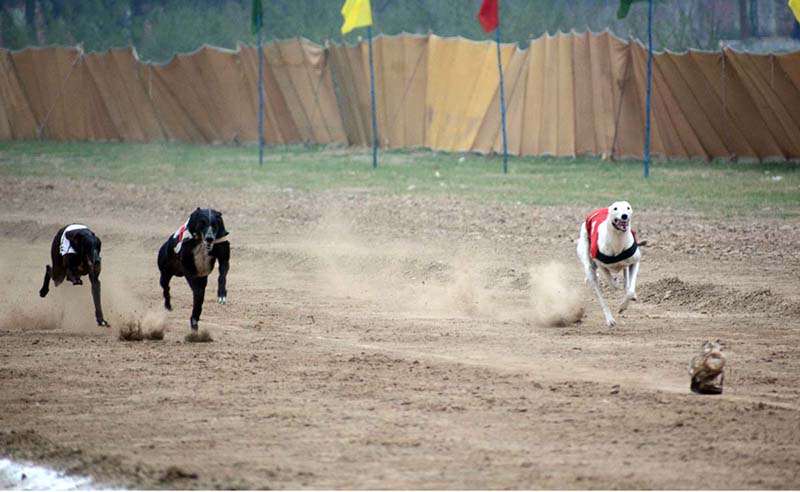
[258, 15, 264, 166]
[495, 24, 508, 175]
[644, 0, 653, 178]
[368, 26, 378, 170]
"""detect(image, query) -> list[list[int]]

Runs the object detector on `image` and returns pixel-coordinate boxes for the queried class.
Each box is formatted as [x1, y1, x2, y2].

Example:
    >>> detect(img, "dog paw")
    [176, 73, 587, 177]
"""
[97, 319, 110, 328]
[190, 318, 199, 330]
[218, 296, 227, 305]
[605, 314, 617, 327]
[39, 288, 48, 298]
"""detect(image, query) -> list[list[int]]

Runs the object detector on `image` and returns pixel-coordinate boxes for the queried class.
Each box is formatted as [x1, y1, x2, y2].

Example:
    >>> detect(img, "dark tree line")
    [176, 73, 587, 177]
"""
[0, 0, 798, 62]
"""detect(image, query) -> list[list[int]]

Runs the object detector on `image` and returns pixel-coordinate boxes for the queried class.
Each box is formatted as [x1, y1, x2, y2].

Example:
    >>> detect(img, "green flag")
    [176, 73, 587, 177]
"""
[251, 0, 263, 33]
[617, 0, 647, 19]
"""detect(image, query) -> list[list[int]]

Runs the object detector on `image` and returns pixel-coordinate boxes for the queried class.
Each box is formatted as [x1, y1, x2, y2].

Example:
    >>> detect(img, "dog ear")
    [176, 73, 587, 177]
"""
[187, 209, 199, 233]
[215, 211, 228, 236]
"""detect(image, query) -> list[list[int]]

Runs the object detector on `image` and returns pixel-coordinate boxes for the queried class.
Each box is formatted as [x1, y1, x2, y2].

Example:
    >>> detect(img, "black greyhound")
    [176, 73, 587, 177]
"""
[39, 224, 109, 327]
[157, 208, 230, 331]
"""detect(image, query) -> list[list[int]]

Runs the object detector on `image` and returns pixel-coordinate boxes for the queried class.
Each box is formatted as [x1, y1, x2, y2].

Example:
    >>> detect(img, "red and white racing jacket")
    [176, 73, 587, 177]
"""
[584, 208, 638, 265]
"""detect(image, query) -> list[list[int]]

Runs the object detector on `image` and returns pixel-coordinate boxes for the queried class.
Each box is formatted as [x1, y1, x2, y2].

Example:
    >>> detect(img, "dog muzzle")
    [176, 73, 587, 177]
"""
[612, 218, 630, 232]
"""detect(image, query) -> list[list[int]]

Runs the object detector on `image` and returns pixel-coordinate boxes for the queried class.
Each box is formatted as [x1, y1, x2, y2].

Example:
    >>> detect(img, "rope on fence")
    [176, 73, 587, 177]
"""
[38, 46, 84, 140]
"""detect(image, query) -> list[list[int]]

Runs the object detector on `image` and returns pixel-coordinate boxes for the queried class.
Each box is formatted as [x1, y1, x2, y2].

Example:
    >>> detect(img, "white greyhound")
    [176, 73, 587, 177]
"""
[576, 201, 641, 327]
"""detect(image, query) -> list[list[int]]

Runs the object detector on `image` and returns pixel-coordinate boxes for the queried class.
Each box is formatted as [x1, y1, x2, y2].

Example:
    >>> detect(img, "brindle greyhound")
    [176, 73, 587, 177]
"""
[39, 224, 109, 327]
[157, 208, 230, 331]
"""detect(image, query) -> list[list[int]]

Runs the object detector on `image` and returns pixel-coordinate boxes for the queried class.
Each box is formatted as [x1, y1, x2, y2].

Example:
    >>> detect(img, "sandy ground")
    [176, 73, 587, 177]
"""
[1, 175, 799, 490]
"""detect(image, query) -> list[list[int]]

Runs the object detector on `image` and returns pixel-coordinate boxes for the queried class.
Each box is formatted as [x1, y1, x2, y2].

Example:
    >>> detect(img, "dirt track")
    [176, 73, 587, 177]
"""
[1, 175, 799, 489]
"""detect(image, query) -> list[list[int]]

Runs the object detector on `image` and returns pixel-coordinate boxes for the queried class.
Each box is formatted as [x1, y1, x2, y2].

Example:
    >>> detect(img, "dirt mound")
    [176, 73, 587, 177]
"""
[640, 277, 800, 317]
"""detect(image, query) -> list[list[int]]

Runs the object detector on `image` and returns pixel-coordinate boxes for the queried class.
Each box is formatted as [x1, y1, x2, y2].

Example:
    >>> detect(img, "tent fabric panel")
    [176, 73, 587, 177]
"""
[726, 52, 800, 158]
[473, 47, 528, 155]
[239, 45, 302, 145]
[689, 50, 760, 158]
[12, 47, 116, 141]
[83, 48, 165, 142]
[0, 51, 37, 140]
[329, 44, 371, 146]
[520, 37, 546, 155]
[266, 39, 341, 144]
[372, 35, 428, 149]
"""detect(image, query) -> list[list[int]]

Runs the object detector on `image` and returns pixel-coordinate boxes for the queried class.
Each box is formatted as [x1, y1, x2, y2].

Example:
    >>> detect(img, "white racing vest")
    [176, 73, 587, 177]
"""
[172, 220, 192, 254]
[172, 219, 229, 254]
[59, 224, 89, 256]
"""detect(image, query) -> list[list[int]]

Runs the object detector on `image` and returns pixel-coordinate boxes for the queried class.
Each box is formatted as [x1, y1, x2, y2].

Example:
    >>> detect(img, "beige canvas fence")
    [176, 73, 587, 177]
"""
[2, 32, 800, 160]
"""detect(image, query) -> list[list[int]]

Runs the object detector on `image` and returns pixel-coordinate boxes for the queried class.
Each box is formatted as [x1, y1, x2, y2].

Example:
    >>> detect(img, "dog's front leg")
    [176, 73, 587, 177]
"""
[215, 242, 230, 305]
[588, 266, 616, 326]
[39, 265, 52, 298]
[618, 261, 639, 313]
[89, 273, 110, 327]
[577, 238, 616, 327]
[187, 275, 208, 330]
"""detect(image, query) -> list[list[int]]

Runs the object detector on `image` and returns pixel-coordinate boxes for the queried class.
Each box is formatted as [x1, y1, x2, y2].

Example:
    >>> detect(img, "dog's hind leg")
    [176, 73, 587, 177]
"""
[160, 272, 173, 311]
[598, 267, 619, 290]
[89, 272, 110, 327]
[187, 275, 208, 331]
[39, 265, 52, 298]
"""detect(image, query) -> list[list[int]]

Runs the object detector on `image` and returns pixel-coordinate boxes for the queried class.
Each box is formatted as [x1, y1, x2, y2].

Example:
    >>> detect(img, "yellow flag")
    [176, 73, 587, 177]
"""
[791, 0, 800, 22]
[341, 0, 372, 34]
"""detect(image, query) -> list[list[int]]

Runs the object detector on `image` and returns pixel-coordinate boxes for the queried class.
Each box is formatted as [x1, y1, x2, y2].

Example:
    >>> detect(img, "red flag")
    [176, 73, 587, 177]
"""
[477, 0, 498, 33]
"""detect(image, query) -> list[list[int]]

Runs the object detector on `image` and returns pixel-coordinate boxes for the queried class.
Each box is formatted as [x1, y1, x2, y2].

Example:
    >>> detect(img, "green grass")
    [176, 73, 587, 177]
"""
[1, 141, 798, 217]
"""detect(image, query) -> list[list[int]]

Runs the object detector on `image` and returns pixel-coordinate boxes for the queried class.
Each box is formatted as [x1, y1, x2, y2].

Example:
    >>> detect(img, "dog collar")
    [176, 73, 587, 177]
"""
[595, 242, 638, 265]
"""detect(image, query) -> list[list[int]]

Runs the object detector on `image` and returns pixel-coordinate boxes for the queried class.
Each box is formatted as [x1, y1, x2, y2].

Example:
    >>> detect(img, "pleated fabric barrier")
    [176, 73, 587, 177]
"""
[2, 32, 800, 160]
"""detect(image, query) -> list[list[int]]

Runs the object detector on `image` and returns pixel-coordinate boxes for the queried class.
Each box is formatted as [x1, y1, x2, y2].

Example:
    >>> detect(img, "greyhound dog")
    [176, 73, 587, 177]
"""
[39, 224, 110, 327]
[157, 208, 230, 332]
[576, 201, 641, 327]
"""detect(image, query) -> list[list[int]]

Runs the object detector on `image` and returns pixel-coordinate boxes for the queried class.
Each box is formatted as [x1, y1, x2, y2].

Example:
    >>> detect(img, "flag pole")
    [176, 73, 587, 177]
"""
[368, 25, 378, 169]
[495, 23, 508, 174]
[257, 12, 264, 166]
[644, 0, 653, 177]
